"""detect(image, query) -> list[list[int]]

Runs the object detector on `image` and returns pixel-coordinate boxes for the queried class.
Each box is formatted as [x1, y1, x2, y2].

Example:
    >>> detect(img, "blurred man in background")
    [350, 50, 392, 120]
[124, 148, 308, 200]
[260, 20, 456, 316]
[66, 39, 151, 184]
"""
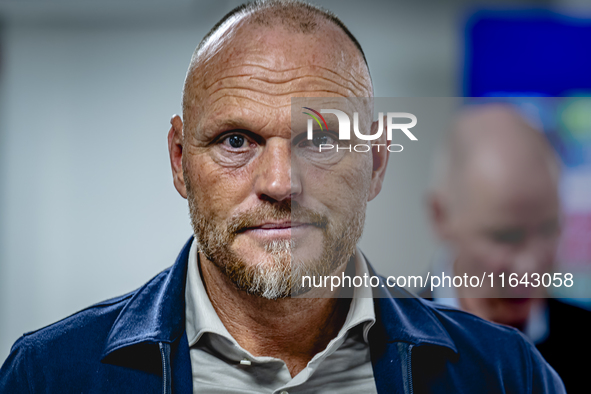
[427, 103, 591, 393]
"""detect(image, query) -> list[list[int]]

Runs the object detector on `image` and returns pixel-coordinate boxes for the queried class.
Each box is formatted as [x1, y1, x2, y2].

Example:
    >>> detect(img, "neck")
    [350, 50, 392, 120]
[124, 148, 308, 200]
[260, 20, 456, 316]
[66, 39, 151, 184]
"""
[199, 251, 351, 377]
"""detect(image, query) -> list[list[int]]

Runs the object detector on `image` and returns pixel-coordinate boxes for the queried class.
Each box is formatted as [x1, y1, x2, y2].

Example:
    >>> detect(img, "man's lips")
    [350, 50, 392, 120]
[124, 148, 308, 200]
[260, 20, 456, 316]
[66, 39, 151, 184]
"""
[236, 221, 308, 231]
[255, 222, 306, 230]
[238, 221, 314, 239]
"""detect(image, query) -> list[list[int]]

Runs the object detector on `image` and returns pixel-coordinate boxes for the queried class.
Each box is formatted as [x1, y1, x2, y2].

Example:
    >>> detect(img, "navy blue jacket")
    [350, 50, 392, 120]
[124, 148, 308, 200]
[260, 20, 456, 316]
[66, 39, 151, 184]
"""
[0, 237, 565, 393]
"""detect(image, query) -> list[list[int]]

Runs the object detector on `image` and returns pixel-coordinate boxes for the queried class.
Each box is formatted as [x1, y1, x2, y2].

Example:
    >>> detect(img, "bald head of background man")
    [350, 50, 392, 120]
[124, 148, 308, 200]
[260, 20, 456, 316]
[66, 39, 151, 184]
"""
[429, 104, 562, 328]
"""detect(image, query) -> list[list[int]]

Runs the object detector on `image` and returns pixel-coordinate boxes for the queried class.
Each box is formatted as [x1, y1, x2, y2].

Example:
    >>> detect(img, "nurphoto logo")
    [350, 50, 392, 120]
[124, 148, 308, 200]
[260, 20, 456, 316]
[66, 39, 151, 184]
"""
[302, 107, 418, 152]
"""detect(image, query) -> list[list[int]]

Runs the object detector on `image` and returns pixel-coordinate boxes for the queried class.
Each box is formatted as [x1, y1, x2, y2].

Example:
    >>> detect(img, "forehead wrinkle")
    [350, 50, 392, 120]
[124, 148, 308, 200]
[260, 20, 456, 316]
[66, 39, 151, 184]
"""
[221, 78, 364, 101]
[201, 64, 369, 96]
[196, 106, 272, 137]
[251, 74, 366, 96]
[206, 74, 365, 97]
[209, 94, 334, 110]
[208, 88, 359, 105]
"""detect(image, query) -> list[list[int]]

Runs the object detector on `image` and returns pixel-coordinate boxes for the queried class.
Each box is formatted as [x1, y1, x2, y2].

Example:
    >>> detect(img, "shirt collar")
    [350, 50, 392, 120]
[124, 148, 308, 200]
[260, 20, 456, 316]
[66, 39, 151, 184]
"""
[185, 239, 376, 347]
[184, 239, 234, 347]
[524, 299, 549, 344]
[347, 248, 376, 342]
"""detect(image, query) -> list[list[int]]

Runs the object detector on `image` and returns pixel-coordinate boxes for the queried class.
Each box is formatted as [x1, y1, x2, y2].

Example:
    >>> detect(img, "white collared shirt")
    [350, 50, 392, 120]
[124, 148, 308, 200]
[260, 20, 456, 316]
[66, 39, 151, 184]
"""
[184, 239, 378, 393]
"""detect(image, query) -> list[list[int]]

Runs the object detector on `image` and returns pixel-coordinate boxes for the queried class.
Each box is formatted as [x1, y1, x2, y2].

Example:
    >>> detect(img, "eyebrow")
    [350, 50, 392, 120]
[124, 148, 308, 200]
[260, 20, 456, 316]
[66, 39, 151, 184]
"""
[198, 118, 251, 140]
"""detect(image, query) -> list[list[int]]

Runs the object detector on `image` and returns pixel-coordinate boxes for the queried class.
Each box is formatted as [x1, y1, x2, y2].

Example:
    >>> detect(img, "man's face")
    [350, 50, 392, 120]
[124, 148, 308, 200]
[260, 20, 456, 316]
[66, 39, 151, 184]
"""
[447, 152, 561, 324]
[176, 20, 378, 299]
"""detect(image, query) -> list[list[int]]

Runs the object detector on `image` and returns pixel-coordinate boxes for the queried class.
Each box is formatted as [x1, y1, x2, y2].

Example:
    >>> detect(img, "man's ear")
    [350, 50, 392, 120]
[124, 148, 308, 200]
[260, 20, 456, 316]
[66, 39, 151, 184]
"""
[168, 114, 187, 199]
[428, 192, 451, 241]
[368, 116, 389, 201]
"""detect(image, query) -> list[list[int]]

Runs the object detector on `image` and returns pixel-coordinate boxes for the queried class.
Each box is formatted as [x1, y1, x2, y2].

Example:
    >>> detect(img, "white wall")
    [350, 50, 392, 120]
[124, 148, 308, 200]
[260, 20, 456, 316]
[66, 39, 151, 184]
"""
[0, 0, 548, 358]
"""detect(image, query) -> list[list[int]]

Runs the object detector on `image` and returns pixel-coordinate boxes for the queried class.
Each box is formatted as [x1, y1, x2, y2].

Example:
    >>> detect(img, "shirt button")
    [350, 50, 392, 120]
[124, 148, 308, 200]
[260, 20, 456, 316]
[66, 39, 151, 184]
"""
[239, 358, 251, 366]
[280, 391, 289, 394]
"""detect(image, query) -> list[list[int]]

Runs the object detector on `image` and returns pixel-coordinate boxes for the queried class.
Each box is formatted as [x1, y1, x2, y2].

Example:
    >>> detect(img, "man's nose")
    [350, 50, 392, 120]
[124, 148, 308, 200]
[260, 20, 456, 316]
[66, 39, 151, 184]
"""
[254, 138, 300, 202]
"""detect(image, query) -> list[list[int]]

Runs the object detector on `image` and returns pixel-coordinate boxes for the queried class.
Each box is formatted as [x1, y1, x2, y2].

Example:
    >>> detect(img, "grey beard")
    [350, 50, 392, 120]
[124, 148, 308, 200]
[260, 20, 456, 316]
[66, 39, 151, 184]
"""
[187, 187, 365, 299]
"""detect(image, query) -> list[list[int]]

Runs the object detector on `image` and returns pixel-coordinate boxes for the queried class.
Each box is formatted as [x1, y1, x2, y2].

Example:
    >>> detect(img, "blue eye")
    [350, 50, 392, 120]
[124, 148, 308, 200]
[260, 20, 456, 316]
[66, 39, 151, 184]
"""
[227, 135, 246, 148]
[296, 132, 336, 148]
[312, 134, 329, 147]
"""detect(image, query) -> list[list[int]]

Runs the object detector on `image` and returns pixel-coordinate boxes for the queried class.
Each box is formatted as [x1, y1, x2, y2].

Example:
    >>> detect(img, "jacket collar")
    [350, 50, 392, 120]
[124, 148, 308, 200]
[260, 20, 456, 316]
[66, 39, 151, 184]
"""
[102, 237, 193, 359]
[101, 237, 457, 359]
[367, 261, 458, 353]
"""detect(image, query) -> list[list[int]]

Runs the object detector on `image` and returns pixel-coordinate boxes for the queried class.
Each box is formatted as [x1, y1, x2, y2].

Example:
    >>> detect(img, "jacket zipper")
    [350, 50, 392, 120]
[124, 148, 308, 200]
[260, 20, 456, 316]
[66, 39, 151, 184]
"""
[159, 342, 172, 394]
[407, 344, 414, 394]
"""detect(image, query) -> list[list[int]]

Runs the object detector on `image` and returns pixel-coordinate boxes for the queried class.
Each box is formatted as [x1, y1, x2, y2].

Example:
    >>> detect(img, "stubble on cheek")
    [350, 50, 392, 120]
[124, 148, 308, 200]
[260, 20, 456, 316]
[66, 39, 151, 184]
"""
[313, 152, 372, 214]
